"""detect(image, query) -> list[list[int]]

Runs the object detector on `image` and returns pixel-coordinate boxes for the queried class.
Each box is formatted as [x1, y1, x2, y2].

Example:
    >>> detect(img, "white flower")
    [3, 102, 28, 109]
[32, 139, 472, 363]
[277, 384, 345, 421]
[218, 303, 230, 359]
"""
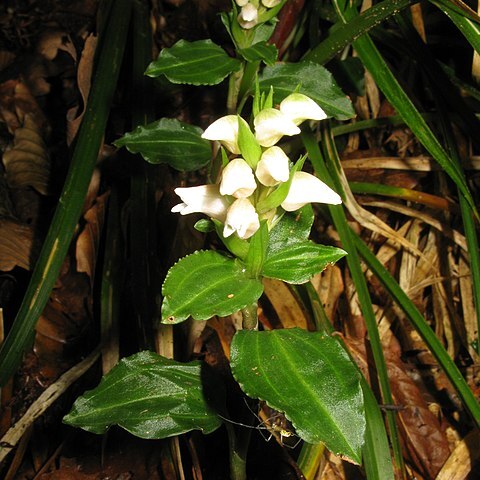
[220, 158, 257, 198]
[262, 0, 282, 7]
[202, 115, 241, 154]
[235, 0, 249, 5]
[279, 93, 327, 126]
[172, 184, 230, 221]
[255, 146, 290, 186]
[224, 198, 260, 239]
[238, 3, 258, 29]
[254, 108, 300, 147]
[281, 171, 342, 211]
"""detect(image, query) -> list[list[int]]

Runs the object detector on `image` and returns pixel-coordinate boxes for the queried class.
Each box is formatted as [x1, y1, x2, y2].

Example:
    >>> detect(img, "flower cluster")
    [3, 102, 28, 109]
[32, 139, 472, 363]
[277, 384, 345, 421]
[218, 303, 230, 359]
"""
[172, 93, 342, 240]
[236, 0, 282, 29]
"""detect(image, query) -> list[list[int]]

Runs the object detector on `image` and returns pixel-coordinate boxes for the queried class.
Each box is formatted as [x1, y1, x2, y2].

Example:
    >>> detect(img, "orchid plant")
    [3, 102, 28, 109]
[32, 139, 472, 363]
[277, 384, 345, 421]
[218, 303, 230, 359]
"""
[64, 2, 367, 477]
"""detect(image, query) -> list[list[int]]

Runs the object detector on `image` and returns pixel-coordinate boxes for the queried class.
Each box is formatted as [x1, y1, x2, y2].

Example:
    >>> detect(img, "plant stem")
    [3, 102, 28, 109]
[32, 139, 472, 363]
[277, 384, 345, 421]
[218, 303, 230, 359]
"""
[241, 303, 258, 330]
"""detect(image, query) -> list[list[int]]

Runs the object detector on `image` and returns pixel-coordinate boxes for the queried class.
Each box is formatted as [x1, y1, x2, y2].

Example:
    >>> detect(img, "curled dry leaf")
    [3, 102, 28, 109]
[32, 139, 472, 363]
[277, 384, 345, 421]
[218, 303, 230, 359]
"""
[37, 29, 77, 62]
[0, 217, 36, 271]
[67, 34, 97, 145]
[75, 192, 109, 282]
[0, 80, 49, 134]
[2, 114, 51, 195]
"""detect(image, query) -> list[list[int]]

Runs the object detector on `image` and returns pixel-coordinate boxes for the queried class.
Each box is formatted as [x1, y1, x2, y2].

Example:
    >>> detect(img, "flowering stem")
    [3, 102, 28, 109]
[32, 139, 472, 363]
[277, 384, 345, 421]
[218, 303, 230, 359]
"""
[241, 303, 258, 330]
[227, 65, 245, 114]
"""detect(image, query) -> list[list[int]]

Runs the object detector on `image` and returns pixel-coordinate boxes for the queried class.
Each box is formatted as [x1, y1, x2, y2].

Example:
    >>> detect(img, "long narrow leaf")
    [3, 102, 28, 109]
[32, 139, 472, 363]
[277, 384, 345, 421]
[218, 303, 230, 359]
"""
[0, 0, 132, 385]
[304, 0, 417, 65]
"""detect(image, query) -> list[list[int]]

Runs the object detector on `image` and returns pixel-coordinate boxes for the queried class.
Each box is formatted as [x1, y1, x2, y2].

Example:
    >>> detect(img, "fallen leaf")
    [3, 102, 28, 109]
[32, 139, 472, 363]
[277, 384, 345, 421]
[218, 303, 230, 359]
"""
[66, 34, 97, 145]
[75, 191, 109, 282]
[2, 114, 51, 195]
[0, 217, 36, 271]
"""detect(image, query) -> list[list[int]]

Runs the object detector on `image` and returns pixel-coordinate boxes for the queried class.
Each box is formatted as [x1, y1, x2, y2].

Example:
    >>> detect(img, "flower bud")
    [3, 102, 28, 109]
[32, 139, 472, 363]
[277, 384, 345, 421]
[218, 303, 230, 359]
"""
[224, 198, 260, 239]
[254, 108, 300, 147]
[279, 93, 327, 125]
[255, 146, 290, 186]
[220, 158, 257, 198]
[172, 184, 231, 221]
[281, 171, 342, 211]
[202, 115, 241, 154]
[238, 3, 258, 29]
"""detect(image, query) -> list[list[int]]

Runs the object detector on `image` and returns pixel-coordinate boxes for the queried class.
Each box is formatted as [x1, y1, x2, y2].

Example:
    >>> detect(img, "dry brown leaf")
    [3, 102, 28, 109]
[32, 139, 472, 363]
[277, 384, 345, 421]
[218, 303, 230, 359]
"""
[331, 147, 422, 255]
[341, 155, 480, 171]
[2, 114, 51, 195]
[66, 34, 97, 145]
[36, 30, 77, 62]
[0, 51, 16, 71]
[0, 217, 35, 271]
[0, 80, 49, 134]
[436, 429, 480, 479]
[458, 253, 479, 361]
[75, 191, 109, 281]
[263, 278, 308, 329]
[310, 265, 344, 322]
[362, 200, 468, 252]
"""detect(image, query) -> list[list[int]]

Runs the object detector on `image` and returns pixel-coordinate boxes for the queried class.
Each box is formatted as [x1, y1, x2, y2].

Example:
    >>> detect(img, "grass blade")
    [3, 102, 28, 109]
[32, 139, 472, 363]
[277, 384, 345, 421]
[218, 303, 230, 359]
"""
[304, 0, 417, 65]
[0, 0, 132, 385]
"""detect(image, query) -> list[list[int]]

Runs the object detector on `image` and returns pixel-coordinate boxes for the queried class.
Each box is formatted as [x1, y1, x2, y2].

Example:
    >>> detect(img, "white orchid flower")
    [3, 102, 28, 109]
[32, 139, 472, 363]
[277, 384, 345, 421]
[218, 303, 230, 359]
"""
[202, 115, 241, 154]
[254, 108, 300, 147]
[281, 171, 342, 212]
[172, 184, 230, 221]
[224, 198, 260, 239]
[262, 0, 282, 7]
[238, 3, 258, 29]
[279, 93, 327, 126]
[255, 146, 290, 186]
[220, 158, 257, 198]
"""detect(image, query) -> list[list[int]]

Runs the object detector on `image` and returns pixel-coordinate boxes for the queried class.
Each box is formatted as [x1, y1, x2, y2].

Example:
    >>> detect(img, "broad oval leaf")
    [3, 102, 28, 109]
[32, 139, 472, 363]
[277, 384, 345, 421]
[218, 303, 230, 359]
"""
[145, 39, 242, 85]
[268, 205, 315, 254]
[63, 351, 222, 438]
[238, 41, 278, 66]
[114, 118, 211, 171]
[161, 250, 264, 324]
[263, 242, 347, 284]
[259, 62, 355, 120]
[231, 328, 365, 464]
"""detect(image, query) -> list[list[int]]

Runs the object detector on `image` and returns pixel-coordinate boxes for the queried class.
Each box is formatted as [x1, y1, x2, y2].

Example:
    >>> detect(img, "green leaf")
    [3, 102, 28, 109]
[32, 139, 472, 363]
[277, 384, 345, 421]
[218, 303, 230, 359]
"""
[259, 62, 355, 120]
[63, 351, 222, 438]
[114, 118, 211, 171]
[238, 41, 278, 66]
[267, 205, 315, 254]
[161, 250, 264, 324]
[237, 116, 262, 168]
[145, 39, 242, 85]
[263, 242, 347, 284]
[230, 328, 365, 464]
[194, 219, 215, 233]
